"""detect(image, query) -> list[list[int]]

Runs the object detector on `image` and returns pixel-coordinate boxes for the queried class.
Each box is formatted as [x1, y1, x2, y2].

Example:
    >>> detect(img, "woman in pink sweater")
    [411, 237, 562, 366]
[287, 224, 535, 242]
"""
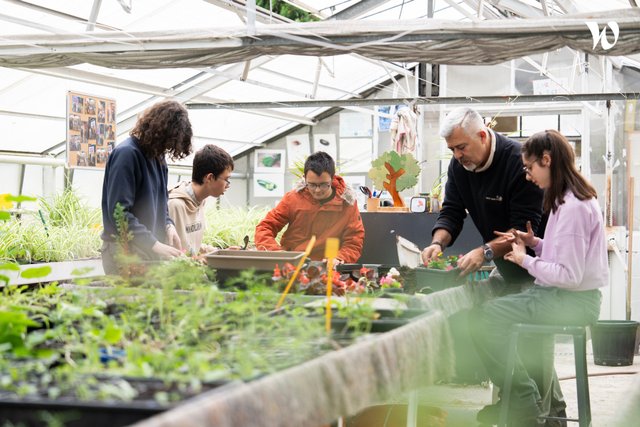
[472, 129, 608, 427]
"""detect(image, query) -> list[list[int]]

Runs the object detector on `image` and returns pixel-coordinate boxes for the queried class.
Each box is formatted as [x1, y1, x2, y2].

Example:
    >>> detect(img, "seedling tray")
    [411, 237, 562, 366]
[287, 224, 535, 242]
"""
[0, 378, 237, 427]
[205, 249, 304, 271]
[329, 308, 430, 334]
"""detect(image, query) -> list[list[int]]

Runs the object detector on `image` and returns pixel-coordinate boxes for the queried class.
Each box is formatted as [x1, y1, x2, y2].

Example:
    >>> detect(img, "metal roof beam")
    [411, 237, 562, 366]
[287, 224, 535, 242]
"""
[280, 0, 327, 19]
[3, 0, 117, 30]
[488, 0, 544, 18]
[0, 11, 73, 34]
[0, 108, 63, 121]
[86, 0, 102, 31]
[328, 0, 389, 20]
[187, 92, 640, 109]
[202, 0, 291, 23]
[443, 0, 480, 21]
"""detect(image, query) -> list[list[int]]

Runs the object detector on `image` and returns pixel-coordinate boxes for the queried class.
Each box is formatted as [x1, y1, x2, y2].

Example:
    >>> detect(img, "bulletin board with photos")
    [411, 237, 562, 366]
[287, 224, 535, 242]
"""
[67, 91, 116, 169]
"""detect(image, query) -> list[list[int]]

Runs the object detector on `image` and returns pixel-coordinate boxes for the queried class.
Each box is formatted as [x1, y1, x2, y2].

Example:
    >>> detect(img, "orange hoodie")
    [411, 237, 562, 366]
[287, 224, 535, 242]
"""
[254, 175, 365, 263]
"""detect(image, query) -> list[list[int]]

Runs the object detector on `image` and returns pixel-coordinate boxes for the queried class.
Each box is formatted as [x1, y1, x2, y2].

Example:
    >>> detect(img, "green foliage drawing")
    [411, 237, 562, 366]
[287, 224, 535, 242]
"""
[368, 151, 420, 207]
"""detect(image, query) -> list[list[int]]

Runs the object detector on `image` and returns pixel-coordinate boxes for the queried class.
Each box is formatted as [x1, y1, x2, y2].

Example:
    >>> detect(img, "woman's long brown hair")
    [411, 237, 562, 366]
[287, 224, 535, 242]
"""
[130, 99, 192, 160]
[522, 129, 597, 213]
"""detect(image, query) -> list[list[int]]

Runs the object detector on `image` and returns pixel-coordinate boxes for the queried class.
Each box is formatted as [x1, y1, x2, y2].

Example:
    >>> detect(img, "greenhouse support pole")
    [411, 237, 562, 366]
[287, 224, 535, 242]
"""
[64, 168, 74, 191]
[627, 177, 635, 321]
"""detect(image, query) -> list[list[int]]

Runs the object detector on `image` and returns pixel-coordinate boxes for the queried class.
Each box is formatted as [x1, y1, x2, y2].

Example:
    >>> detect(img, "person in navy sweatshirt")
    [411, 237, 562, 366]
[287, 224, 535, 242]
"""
[100, 100, 192, 274]
[471, 130, 607, 426]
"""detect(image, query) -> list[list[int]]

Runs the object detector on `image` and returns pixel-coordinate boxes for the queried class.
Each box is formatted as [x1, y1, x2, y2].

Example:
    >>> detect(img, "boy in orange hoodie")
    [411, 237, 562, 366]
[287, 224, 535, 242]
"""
[255, 151, 364, 263]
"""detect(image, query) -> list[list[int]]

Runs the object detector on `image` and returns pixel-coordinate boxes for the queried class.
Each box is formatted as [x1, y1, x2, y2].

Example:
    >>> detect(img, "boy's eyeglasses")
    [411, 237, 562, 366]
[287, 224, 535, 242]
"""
[306, 182, 331, 191]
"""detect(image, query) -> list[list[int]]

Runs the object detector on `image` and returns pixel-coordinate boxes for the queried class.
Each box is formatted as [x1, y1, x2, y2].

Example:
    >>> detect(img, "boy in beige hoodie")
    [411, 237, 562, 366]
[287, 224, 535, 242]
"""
[168, 145, 234, 255]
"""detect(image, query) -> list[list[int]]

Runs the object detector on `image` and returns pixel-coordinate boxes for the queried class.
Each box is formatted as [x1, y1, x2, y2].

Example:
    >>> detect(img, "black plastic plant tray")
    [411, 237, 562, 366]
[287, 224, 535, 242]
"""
[0, 378, 237, 427]
[328, 308, 429, 334]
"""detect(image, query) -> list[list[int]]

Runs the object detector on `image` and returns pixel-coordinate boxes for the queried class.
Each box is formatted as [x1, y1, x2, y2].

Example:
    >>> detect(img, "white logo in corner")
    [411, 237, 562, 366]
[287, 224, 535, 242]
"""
[586, 21, 619, 51]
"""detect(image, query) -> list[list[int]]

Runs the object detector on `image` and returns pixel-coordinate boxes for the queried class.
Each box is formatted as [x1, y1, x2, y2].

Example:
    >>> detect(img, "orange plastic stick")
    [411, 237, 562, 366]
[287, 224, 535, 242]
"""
[275, 235, 316, 310]
[324, 238, 340, 333]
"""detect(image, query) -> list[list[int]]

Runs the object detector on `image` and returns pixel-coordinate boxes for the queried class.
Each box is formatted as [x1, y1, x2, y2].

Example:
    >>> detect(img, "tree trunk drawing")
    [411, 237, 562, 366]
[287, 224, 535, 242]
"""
[383, 162, 406, 207]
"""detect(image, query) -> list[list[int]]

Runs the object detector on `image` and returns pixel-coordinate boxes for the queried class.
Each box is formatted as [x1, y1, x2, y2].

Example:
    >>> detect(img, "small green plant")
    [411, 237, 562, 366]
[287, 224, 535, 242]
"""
[112, 203, 132, 255]
[426, 253, 460, 271]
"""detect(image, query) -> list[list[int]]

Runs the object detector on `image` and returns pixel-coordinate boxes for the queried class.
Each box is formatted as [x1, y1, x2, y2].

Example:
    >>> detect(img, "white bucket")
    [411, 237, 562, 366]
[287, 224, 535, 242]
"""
[396, 235, 422, 268]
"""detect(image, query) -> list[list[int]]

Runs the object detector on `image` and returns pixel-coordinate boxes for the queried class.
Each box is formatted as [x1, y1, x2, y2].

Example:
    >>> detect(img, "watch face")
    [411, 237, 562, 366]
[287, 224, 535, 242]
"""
[483, 245, 494, 261]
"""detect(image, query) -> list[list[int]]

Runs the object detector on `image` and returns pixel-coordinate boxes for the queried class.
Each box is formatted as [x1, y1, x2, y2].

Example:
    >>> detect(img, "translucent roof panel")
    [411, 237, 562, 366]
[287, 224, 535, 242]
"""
[1, 0, 638, 159]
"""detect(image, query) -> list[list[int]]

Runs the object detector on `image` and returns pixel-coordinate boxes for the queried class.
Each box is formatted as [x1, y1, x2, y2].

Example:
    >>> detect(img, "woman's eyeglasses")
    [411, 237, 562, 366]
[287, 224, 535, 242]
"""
[522, 159, 538, 175]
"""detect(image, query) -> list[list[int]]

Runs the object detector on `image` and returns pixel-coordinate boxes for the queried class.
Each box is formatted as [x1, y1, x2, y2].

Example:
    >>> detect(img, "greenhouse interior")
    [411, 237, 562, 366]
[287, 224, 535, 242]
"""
[1, 0, 640, 426]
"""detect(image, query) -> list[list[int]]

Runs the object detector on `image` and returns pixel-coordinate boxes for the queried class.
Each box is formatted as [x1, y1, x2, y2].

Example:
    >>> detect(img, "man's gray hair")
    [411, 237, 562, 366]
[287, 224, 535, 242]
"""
[439, 107, 485, 139]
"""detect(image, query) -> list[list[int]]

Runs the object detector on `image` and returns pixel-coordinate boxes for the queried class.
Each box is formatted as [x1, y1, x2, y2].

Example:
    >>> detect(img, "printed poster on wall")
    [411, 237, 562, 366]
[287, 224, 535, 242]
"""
[313, 134, 337, 160]
[286, 134, 311, 169]
[67, 91, 116, 169]
[253, 173, 285, 198]
[254, 149, 285, 174]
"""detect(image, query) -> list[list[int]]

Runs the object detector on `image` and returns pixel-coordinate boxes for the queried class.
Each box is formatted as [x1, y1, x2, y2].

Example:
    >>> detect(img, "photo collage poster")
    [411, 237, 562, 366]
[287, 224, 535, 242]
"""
[67, 91, 116, 169]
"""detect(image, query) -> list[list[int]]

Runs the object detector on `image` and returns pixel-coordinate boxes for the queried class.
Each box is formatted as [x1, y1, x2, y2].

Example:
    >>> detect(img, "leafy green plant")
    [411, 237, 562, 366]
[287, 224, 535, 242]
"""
[0, 194, 52, 283]
[203, 206, 270, 249]
[2, 259, 374, 406]
[39, 190, 101, 229]
[426, 253, 460, 271]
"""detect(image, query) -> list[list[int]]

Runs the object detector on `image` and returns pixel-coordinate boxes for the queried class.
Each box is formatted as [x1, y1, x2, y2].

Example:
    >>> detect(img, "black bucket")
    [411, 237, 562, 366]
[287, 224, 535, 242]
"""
[591, 320, 639, 366]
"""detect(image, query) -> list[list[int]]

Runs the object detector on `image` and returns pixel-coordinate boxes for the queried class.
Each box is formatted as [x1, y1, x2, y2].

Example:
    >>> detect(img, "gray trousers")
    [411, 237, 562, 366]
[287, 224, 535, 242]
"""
[469, 285, 601, 415]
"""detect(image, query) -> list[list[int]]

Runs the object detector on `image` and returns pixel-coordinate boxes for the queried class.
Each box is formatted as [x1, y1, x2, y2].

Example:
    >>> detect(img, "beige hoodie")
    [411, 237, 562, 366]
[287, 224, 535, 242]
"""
[168, 181, 206, 255]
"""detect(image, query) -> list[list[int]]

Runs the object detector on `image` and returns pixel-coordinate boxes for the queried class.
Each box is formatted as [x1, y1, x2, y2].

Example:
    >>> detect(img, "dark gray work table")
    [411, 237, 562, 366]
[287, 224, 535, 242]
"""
[358, 212, 483, 264]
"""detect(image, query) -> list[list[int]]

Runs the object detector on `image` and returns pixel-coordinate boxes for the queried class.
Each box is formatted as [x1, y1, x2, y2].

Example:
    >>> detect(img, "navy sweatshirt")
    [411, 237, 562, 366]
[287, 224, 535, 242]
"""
[433, 132, 544, 283]
[101, 137, 173, 255]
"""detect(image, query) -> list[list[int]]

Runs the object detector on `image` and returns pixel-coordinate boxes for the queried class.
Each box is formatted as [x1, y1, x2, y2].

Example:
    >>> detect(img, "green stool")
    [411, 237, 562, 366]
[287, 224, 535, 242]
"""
[498, 324, 591, 427]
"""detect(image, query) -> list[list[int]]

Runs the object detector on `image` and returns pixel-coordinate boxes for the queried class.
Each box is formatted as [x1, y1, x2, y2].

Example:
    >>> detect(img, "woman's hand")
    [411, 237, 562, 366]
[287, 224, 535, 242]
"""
[504, 239, 526, 266]
[495, 221, 537, 248]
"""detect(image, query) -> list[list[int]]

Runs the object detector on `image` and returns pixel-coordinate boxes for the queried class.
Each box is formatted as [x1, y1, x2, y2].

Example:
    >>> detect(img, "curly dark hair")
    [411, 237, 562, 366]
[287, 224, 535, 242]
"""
[130, 100, 193, 160]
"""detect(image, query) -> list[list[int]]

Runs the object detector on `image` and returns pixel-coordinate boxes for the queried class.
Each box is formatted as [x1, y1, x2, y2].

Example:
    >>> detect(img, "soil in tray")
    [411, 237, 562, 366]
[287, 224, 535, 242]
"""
[0, 378, 231, 427]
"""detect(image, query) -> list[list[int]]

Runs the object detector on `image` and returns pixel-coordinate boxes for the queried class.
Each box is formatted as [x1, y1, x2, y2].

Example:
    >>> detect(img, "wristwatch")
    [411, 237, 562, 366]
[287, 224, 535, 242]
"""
[482, 243, 494, 262]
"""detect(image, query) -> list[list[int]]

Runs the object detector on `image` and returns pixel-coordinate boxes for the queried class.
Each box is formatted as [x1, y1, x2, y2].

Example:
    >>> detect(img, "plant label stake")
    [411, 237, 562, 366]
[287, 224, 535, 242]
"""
[275, 235, 316, 310]
[324, 238, 340, 333]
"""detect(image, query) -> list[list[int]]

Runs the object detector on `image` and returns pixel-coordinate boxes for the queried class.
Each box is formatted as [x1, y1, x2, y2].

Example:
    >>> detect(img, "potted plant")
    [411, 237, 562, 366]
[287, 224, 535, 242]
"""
[414, 253, 465, 293]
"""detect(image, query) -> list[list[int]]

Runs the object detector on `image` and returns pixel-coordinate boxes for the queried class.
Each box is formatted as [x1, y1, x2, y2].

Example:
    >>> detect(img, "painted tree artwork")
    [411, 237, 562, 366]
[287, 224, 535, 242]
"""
[368, 151, 420, 207]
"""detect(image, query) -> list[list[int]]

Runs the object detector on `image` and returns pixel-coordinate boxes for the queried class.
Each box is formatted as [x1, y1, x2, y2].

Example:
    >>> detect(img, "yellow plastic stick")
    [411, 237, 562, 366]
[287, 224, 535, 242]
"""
[324, 238, 340, 333]
[275, 235, 316, 310]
